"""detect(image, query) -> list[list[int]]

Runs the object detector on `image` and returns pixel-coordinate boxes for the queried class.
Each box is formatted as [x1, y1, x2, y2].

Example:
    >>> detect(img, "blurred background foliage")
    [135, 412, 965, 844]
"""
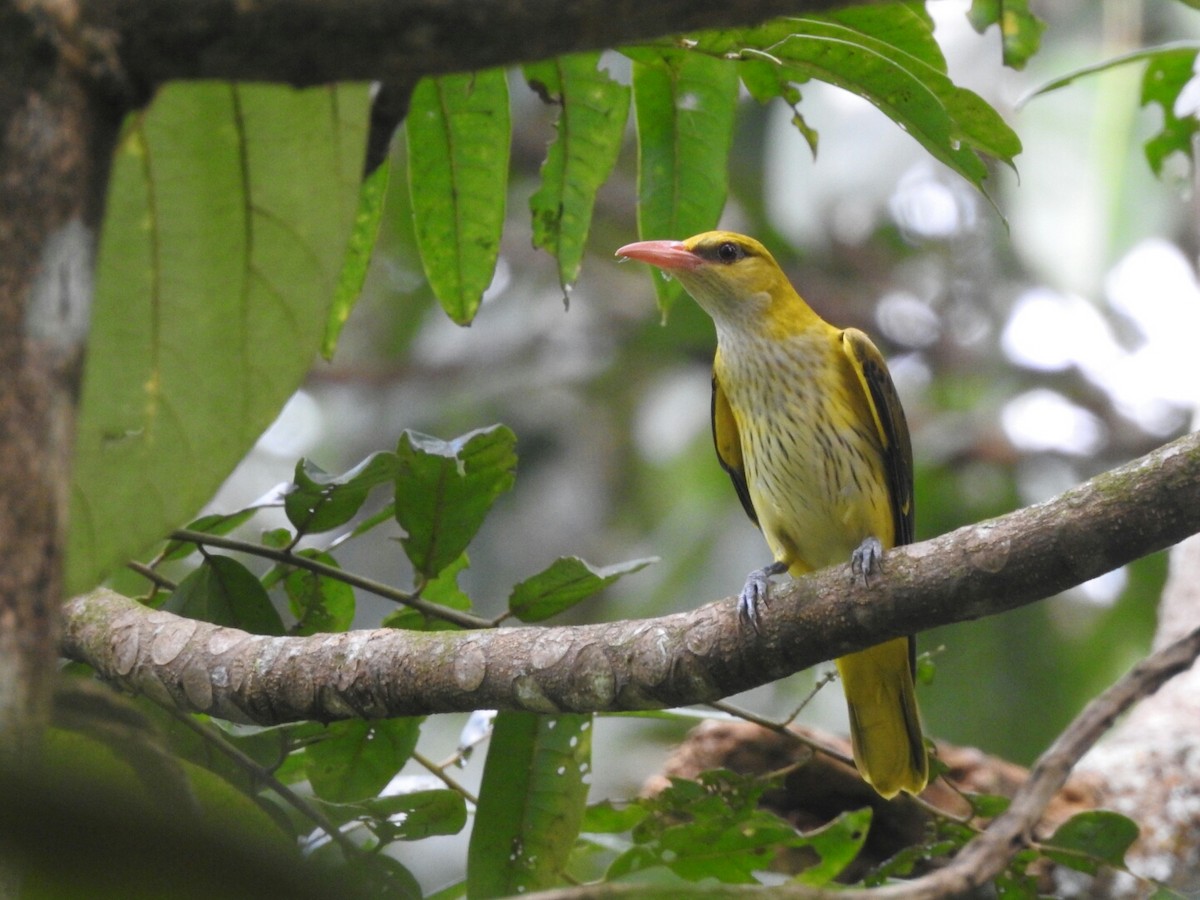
[159, 0, 1199, 885]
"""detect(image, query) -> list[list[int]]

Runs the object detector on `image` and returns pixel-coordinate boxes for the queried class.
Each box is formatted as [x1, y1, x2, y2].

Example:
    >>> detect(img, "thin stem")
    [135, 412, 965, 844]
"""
[170, 528, 492, 629]
[412, 749, 479, 806]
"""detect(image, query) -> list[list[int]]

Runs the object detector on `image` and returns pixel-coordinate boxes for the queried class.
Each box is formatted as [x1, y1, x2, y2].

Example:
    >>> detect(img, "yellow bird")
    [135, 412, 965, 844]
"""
[617, 231, 927, 798]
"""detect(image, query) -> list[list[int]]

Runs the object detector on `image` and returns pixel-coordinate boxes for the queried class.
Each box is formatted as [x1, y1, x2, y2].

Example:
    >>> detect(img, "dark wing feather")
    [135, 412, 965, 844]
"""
[711, 366, 758, 526]
[841, 328, 914, 547]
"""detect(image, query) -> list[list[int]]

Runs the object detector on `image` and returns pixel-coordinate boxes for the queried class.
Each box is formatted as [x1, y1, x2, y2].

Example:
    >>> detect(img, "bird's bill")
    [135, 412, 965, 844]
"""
[616, 240, 702, 271]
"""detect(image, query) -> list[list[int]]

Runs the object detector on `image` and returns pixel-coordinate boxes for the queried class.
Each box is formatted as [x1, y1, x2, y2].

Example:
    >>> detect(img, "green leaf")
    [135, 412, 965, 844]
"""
[526, 54, 631, 291]
[966, 792, 1011, 818]
[394, 426, 517, 580]
[69, 82, 370, 593]
[468, 712, 592, 898]
[361, 789, 469, 842]
[627, 49, 740, 312]
[509, 555, 657, 623]
[1142, 48, 1200, 177]
[163, 555, 284, 635]
[792, 807, 872, 886]
[285, 549, 356, 635]
[284, 451, 398, 536]
[406, 70, 511, 325]
[966, 0, 1046, 70]
[610, 770, 808, 884]
[305, 718, 423, 804]
[383, 551, 472, 631]
[323, 158, 391, 359]
[582, 800, 648, 834]
[1042, 810, 1140, 875]
[159, 509, 256, 562]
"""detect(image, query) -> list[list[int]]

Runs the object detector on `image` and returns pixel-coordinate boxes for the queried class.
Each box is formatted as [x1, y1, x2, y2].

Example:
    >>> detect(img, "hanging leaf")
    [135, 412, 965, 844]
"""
[323, 158, 391, 359]
[526, 54, 631, 292]
[406, 70, 511, 325]
[626, 48, 740, 313]
[468, 712, 592, 897]
[394, 426, 517, 580]
[69, 82, 371, 593]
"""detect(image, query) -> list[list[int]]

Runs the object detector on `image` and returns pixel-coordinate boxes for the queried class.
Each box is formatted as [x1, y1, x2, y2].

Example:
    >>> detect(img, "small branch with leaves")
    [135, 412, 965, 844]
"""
[62, 428, 1200, 725]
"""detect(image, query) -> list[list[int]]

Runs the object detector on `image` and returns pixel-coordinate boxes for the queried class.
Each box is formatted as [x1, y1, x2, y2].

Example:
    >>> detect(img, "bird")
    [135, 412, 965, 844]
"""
[616, 230, 927, 798]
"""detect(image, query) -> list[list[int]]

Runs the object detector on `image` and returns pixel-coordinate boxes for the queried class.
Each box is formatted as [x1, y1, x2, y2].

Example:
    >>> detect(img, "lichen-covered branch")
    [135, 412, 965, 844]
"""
[61, 430, 1200, 725]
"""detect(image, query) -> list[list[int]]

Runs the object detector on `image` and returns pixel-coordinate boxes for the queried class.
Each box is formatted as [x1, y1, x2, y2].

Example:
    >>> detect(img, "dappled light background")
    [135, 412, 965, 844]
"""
[200, 1, 1198, 886]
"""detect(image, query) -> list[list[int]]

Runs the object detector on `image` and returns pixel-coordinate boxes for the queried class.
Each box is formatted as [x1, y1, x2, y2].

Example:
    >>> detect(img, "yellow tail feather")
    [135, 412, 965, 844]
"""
[836, 638, 928, 799]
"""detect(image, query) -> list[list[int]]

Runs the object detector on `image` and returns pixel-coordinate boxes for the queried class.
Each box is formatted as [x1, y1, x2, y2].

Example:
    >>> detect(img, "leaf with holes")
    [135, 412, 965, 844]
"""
[468, 712, 592, 897]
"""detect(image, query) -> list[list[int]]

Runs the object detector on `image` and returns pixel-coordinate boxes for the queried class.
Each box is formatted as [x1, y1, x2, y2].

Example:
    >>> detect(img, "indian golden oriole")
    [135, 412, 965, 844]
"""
[617, 230, 928, 798]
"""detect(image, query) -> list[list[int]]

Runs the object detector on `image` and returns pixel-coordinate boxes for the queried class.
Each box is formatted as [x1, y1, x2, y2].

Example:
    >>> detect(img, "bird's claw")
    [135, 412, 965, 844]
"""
[737, 560, 788, 632]
[850, 536, 884, 586]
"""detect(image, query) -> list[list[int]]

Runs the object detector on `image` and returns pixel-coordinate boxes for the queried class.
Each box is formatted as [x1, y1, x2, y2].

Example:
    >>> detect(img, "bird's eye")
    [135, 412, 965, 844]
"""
[717, 242, 741, 263]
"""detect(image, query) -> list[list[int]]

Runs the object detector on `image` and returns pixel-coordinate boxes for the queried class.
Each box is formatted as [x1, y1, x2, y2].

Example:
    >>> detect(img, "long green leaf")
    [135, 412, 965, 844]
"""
[691, 15, 1021, 191]
[627, 49, 740, 312]
[69, 82, 370, 592]
[406, 70, 511, 325]
[526, 54, 631, 291]
[323, 158, 391, 359]
[467, 712, 592, 898]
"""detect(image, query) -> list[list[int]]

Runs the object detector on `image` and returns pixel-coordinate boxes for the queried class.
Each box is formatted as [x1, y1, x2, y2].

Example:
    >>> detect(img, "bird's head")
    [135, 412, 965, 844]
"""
[616, 231, 814, 335]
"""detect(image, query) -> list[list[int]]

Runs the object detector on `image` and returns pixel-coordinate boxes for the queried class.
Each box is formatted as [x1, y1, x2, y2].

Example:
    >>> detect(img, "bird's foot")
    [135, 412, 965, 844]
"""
[737, 560, 788, 631]
[850, 536, 884, 586]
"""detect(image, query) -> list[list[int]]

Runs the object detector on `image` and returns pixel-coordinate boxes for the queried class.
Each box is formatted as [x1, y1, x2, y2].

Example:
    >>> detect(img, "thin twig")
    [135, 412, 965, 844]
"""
[838, 623, 1200, 899]
[170, 528, 492, 629]
[412, 749, 479, 806]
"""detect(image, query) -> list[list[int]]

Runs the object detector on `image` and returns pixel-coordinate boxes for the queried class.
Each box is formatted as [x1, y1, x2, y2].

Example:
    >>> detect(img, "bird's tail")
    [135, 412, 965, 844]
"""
[836, 637, 928, 799]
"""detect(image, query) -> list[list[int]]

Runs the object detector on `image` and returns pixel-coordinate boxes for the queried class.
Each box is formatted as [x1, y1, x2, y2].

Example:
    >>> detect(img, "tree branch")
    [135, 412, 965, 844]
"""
[28, 0, 873, 103]
[60, 430, 1200, 725]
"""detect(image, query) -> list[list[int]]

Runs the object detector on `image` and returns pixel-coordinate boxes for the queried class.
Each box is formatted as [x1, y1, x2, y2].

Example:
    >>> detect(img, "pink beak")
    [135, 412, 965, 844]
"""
[616, 240, 702, 271]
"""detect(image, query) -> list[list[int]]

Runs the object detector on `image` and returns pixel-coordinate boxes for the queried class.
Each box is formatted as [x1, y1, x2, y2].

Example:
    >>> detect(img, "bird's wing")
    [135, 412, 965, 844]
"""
[841, 328, 914, 547]
[711, 364, 759, 526]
